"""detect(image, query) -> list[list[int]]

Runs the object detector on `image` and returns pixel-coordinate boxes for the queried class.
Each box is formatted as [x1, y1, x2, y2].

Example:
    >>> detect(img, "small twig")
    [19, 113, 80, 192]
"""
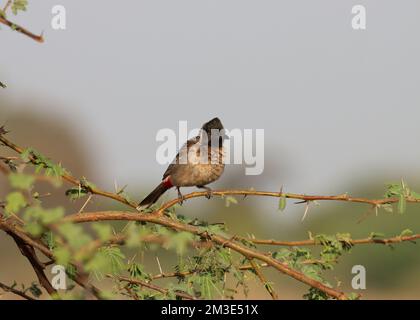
[3, 0, 12, 12]
[155, 256, 163, 275]
[248, 259, 278, 300]
[111, 275, 196, 300]
[0, 156, 19, 161]
[301, 201, 310, 222]
[241, 234, 420, 246]
[0, 281, 36, 300]
[66, 212, 348, 300]
[0, 220, 103, 300]
[10, 234, 58, 298]
[123, 283, 139, 300]
[78, 194, 93, 214]
[0, 15, 44, 43]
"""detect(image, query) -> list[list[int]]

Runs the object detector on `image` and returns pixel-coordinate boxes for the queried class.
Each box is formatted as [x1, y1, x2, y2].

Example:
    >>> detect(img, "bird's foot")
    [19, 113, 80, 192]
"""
[178, 195, 185, 205]
[205, 189, 213, 199]
[197, 185, 213, 199]
[177, 187, 185, 205]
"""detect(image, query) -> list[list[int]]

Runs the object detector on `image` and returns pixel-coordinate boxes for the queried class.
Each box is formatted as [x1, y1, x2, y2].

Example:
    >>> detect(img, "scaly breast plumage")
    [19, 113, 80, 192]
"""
[171, 163, 224, 187]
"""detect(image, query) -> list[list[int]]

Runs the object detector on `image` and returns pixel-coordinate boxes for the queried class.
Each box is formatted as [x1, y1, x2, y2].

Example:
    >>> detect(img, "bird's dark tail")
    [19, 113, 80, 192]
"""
[138, 181, 171, 208]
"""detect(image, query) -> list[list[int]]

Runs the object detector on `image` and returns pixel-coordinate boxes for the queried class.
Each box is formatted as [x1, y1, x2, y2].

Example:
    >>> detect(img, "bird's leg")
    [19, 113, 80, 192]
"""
[177, 187, 185, 205]
[197, 185, 213, 199]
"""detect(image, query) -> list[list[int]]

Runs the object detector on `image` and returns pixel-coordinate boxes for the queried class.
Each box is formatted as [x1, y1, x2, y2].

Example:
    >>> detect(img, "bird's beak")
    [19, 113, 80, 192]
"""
[223, 134, 230, 140]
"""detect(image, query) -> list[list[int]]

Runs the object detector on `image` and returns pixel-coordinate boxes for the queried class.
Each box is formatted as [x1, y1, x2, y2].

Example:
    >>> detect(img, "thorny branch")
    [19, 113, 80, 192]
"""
[110, 275, 196, 300]
[0, 1, 44, 43]
[0, 281, 36, 300]
[1, 132, 419, 300]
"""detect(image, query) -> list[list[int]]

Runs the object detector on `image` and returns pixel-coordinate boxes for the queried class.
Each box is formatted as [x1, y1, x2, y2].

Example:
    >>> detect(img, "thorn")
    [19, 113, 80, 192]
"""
[78, 194, 93, 214]
[114, 179, 118, 193]
[356, 205, 376, 224]
[0, 124, 9, 135]
[117, 185, 128, 195]
[301, 201, 310, 222]
[156, 256, 163, 275]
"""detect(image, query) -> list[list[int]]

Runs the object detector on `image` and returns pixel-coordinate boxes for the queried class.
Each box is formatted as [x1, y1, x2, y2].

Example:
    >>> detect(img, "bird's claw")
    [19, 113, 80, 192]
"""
[205, 190, 213, 199]
[177, 187, 185, 205]
[178, 195, 185, 205]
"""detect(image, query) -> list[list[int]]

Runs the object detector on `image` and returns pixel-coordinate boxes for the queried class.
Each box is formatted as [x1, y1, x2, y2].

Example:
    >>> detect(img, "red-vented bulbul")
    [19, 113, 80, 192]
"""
[138, 117, 227, 209]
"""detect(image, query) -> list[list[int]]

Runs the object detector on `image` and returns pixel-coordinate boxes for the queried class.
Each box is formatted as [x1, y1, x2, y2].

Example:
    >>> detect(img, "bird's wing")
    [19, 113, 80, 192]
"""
[162, 135, 200, 179]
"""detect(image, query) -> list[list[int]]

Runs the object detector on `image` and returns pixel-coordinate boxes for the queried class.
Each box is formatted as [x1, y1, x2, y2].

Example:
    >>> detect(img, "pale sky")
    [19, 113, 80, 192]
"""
[1, 0, 420, 202]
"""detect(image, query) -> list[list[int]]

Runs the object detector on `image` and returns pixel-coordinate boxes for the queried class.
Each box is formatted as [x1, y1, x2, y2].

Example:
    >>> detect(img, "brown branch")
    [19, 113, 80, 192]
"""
[2, 132, 418, 300]
[65, 211, 349, 300]
[111, 275, 196, 300]
[245, 234, 420, 247]
[1, 134, 418, 214]
[9, 233, 58, 297]
[150, 262, 271, 281]
[0, 281, 36, 300]
[0, 15, 44, 43]
[0, 134, 135, 208]
[154, 190, 420, 216]
[248, 259, 278, 300]
[3, 0, 12, 11]
[0, 220, 103, 300]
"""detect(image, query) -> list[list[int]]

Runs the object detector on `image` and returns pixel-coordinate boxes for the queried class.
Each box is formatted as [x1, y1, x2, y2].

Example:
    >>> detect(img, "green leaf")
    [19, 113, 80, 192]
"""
[381, 204, 393, 213]
[5, 191, 26, 215]
[65, 187, 89, 200]
[24, 222, 43, 237]
[278, 196, 287, 212]
[198, 274, 214, 299]
[400, 229, 413, 237]
[347, 293, 360, 300]
[53, 247, 71, 266]
[166, 232, 194, 256]
[272, 249, 291, 261]
[86, 247, 126, 278]
[124, 224, 145, 248]
[23, 206, 64, 225]
[92, 224, 113, 242]
[11, 0, 28, 15]
[224, 196, 238, 207]
[369, 232, 385, 239]
[42, 231, 57, 250]
[128, 263, 151, 281]
[28, 282, 42, 298]
[303, 287, 329, 300]
[410, 190, 420, 200]
[384, 183, 403, 198]
[9, 173, 35, 190]
[20, 148, 32, 162]
[58, 223, 92, 250]
[41, 207, 64, 225]
[301, 265, 323, 282]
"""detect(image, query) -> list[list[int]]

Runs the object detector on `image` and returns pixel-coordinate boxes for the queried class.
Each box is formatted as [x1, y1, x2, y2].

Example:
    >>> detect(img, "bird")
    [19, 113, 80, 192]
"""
[138, 117, 227, 209]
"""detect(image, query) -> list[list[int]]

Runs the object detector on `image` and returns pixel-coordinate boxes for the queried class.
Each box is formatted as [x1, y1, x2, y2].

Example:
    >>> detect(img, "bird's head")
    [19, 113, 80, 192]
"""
[201, 117, 228, 145]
